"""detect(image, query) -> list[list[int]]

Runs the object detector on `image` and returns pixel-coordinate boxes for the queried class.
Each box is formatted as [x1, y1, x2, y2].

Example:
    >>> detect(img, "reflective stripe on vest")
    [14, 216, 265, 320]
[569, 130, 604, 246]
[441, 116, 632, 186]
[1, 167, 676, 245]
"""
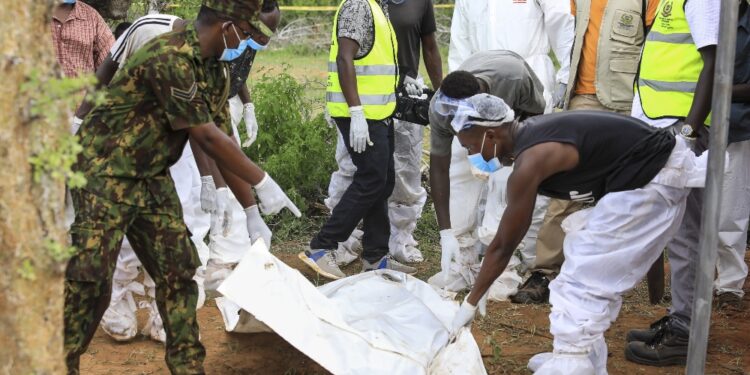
[637, 0, 710, 125]
[326, 0, 398, 120]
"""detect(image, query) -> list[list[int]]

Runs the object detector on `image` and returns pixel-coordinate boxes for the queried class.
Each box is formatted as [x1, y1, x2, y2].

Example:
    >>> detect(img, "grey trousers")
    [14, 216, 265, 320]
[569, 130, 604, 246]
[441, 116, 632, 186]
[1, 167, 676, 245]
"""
[666, 122, 710, 332]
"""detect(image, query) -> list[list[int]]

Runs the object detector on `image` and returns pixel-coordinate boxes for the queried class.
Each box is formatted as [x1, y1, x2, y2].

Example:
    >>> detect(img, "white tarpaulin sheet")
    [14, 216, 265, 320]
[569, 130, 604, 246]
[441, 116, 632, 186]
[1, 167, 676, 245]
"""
[216, 241, 487, 375]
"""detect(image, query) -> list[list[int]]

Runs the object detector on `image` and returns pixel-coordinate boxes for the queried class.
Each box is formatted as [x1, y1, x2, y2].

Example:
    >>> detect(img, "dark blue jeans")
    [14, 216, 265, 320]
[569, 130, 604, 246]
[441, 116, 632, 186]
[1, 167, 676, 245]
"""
[311, 117, 395, 263]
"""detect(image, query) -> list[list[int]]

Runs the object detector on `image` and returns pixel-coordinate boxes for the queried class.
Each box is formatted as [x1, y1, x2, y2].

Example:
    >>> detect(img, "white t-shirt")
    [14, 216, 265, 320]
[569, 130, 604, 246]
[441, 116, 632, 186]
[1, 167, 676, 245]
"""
[632, 0, 720, 128]
[109, 14, 180, 68]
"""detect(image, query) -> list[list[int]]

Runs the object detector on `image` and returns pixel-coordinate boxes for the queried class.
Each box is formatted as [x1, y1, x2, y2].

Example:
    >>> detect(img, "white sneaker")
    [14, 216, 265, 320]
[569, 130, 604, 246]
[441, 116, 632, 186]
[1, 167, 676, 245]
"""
[100, 281, 142, 342]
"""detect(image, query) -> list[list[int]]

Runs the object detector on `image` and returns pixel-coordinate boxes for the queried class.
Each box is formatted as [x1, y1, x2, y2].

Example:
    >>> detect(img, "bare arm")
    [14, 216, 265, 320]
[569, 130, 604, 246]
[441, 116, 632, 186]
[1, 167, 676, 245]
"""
[75, 55, 119, 118]
[217, 164, 258, 208]
[337, 37, 362, 107]
[238, 84, 251, 105]
[429, 153, 452, 230]
[421, 32, 443, 89]
[467, 142, 579, 305]
[685, 45, 716, 130]
[187, 123, 266, 186]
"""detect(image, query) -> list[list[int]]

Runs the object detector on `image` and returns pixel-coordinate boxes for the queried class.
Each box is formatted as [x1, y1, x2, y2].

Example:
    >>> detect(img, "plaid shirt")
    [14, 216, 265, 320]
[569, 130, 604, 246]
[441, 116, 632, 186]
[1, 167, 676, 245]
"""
[50, 2, 115, 77]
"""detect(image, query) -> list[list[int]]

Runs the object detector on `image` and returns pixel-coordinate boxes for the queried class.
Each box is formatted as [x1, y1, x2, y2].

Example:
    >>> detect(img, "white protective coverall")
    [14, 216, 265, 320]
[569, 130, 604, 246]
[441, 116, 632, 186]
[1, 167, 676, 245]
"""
[531, 138, 706, 374]
[96, 15, 254, 342]
[448, 0, 574, 113]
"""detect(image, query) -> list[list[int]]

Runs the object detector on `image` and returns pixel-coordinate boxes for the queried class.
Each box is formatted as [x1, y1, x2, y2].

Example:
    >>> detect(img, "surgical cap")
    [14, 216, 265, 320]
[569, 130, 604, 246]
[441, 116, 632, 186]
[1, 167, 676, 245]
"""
[433, 92, 515, 133]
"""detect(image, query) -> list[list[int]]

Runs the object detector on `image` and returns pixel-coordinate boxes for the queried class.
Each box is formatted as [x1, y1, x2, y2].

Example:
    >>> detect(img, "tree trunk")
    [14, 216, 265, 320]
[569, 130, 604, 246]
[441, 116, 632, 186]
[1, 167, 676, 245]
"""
[0, 2, 68, 373]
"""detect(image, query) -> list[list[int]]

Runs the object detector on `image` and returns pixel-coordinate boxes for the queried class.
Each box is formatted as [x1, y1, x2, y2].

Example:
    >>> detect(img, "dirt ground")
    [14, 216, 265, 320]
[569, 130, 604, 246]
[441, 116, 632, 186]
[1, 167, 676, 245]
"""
[81, 247, 750, 375]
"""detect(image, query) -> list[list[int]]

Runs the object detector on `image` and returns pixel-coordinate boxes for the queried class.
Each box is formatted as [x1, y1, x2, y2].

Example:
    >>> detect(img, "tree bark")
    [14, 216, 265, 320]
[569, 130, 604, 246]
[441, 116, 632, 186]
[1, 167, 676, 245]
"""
[0, 2, 68, 373]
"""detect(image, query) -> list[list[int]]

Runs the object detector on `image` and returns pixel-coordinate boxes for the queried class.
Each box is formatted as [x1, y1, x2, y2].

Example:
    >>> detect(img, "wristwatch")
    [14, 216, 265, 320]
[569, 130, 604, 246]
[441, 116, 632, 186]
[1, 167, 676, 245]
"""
[680, 124, 697, 139]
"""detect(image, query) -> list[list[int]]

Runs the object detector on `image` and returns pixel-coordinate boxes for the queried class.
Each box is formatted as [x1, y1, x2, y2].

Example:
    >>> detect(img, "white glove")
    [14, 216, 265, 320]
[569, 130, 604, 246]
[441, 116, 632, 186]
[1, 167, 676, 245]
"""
[254, 173, 302, 217]
[200, 176, 217, 214]
[553, 83, 567, 109]
[210, 188, 233, 236]
[241, 103, 258, 147]
[349, 106, 372, 153]
[440, 229, 459, 283]
[70, 116, 83, 135]
[244, 205, 272, 248]
[450, 294, 488, 335]
[403, 76, 427, 97]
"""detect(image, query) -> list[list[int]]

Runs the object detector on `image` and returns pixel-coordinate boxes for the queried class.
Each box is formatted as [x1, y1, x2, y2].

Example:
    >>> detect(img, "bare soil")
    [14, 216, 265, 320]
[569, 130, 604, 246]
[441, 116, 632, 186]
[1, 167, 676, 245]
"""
[81, 249, 750, 375]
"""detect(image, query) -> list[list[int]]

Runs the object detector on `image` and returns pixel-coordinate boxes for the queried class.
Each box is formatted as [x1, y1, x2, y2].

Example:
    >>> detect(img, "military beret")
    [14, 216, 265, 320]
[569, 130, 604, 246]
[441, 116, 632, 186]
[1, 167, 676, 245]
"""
[203, 0, 260, 23]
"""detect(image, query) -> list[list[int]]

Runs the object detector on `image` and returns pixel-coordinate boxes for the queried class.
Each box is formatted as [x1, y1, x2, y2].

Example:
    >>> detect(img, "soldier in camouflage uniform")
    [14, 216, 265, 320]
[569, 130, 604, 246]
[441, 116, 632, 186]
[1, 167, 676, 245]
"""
[64, 1, 300, 373]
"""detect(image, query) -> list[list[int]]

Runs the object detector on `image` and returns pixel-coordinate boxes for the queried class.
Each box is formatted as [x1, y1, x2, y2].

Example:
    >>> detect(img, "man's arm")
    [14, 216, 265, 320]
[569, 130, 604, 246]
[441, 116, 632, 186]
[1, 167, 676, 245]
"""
[217, 163, 258, 208]
[238, 84, 252, 105]
[421, 32, 443, 89]
[92, 11, 116, 70]
[187, 123, 266, 186]
[430, 153, 452, 229]
[75, 55, 119, 118]
[337, 37, 361, 107]
[685, 45, 717, 131]
[467, 142, 579, 305]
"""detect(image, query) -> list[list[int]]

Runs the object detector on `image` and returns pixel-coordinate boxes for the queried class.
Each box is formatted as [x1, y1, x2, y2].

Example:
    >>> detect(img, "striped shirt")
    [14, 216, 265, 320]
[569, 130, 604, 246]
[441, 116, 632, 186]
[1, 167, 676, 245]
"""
[110, 14, 180, 68]
[50, 2, 115, 77]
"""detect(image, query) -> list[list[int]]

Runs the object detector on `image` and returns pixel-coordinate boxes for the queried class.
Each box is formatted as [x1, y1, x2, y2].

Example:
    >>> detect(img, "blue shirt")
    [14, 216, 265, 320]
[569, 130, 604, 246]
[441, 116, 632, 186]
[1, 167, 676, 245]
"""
[730, 3, 750, 144]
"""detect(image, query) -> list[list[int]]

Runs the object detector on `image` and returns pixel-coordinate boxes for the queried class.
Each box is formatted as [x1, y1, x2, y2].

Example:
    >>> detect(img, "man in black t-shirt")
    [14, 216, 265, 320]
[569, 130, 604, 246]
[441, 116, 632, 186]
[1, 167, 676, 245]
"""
[443, 94, 706, 374]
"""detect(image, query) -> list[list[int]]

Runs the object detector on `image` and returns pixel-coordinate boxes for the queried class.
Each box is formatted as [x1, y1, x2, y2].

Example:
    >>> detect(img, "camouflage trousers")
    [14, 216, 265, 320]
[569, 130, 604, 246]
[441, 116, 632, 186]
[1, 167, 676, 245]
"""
[65, 186, 205, 375]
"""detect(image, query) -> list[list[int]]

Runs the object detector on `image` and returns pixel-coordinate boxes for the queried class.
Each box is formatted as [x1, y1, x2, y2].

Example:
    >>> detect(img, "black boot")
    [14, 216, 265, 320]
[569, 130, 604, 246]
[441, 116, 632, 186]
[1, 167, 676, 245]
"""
[624, 319, 688, 366]
[510, 272, 550, 304]
[625, 315, 670, 343]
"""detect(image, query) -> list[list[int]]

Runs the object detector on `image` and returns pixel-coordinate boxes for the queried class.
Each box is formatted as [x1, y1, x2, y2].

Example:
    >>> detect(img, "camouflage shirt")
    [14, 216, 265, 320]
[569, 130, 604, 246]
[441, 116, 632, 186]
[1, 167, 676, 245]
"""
[75, 24, 231, 205]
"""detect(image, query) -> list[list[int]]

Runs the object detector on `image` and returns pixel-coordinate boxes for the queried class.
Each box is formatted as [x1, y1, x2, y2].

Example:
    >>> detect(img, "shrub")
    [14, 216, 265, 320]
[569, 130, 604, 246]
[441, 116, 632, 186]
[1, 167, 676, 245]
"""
[243, 70, 337, 216]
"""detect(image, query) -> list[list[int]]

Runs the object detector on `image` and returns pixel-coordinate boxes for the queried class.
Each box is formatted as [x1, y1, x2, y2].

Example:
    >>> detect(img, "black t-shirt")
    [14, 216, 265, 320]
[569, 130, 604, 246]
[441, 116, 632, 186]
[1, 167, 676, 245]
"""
[513, 111, 676, 203]
[228, 48, 258, 98]
[387, 0, 436, 80]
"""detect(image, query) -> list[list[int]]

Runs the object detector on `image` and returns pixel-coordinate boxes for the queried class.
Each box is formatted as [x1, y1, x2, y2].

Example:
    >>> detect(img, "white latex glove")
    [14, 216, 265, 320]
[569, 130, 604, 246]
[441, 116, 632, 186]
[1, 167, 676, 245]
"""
[403, 76, 426, 97]
[200, 176, 217, 214]
[440, 229, 459, 284]
[553, 82, 567, 109]
[348, 106, 372, 153]
[254, 173, 302, 217]
[244, 205, 272, 249]
[70, 116, 83, 135]
[450, 293, 488, 336]
[241, 103, 258, 147]
[211, 188, 232, 237]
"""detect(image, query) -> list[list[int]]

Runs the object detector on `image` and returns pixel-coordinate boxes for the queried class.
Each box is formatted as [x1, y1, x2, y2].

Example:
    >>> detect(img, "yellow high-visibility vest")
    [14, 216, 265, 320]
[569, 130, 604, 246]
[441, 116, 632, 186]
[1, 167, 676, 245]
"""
[326, 0, 398, 120]
[637, 0, 710, 125]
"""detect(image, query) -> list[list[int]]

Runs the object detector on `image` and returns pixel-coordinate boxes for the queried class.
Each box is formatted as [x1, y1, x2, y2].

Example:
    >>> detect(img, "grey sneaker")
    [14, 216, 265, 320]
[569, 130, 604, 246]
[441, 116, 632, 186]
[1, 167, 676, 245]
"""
[299, 249, 346, 280]
[362, 255, 417, 275]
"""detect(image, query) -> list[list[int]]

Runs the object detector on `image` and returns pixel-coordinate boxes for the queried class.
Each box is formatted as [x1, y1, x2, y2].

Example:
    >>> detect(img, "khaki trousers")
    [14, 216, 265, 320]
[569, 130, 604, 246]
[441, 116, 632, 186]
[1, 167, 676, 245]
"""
[532, 94, 631, 275]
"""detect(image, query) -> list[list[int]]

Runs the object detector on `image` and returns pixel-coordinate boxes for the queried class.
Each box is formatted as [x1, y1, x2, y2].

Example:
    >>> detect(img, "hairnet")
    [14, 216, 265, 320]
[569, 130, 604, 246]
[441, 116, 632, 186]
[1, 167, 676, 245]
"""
[433, 91, 515, 133]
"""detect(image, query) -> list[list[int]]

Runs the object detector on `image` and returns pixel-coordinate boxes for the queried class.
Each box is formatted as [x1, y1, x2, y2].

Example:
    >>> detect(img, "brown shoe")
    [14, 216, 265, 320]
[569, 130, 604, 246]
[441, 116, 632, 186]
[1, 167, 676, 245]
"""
[715, 292, 744, 311]
[510, 271, 550, 304]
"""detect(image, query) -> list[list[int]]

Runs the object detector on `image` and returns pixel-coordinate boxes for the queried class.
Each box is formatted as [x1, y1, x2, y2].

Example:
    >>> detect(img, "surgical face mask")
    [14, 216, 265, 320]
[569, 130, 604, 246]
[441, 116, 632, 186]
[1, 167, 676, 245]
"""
[219, 24, 248, 62]
[62, 0, 76, 3]
[246, 35, 268, 51]
[467, 132, 502, 181]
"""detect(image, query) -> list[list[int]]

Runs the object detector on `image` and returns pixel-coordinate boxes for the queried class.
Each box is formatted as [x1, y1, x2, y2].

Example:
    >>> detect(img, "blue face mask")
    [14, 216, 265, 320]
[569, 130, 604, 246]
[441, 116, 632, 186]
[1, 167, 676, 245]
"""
[467, 131, 502, 180]
[246, 35, 268, 51]
[62, 0, 76, 4]
[219, 24, 248, 62]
